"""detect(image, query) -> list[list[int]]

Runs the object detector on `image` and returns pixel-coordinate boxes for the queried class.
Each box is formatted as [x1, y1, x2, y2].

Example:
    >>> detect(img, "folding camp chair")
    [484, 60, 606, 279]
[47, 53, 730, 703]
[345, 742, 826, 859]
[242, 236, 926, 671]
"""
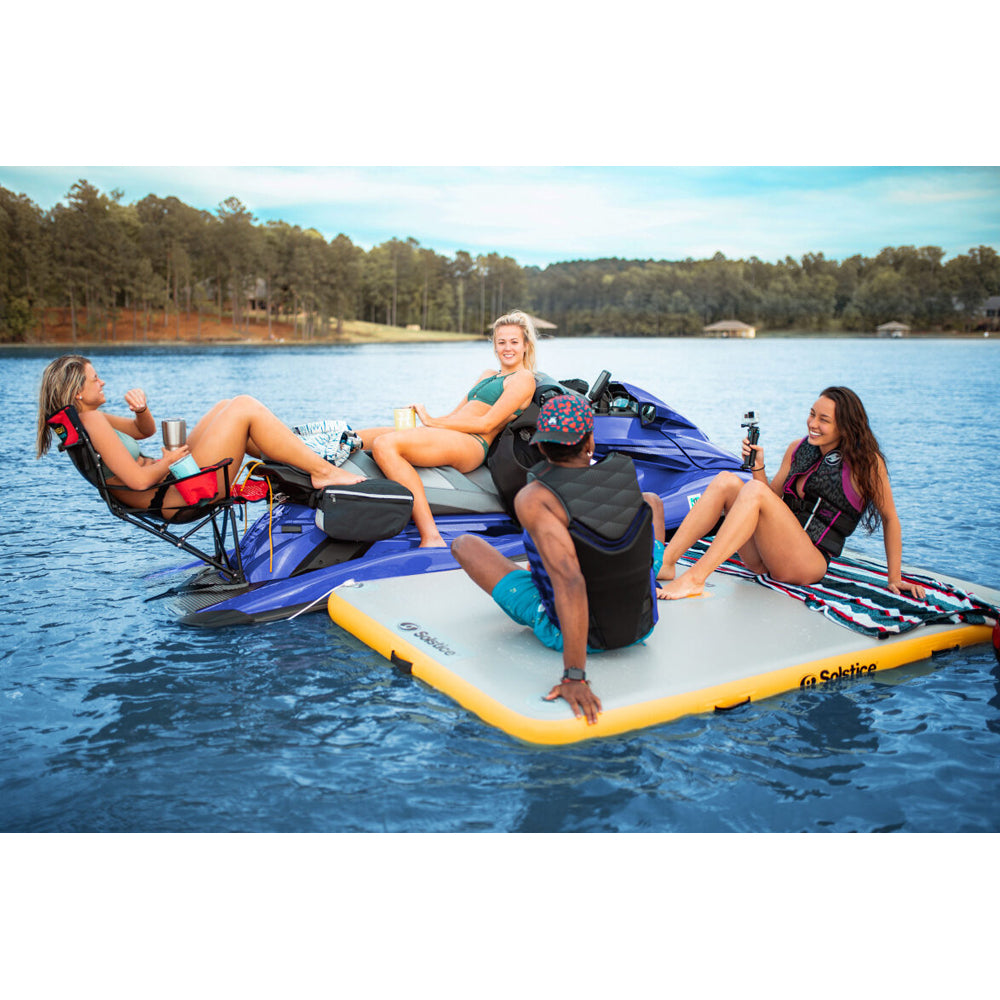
[46, 405, 247, 583]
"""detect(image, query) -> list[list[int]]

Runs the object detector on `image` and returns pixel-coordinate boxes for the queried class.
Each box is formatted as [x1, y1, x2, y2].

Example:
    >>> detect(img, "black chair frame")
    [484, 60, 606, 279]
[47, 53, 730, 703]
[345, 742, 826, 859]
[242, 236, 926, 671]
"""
[47, 405, 247, 583]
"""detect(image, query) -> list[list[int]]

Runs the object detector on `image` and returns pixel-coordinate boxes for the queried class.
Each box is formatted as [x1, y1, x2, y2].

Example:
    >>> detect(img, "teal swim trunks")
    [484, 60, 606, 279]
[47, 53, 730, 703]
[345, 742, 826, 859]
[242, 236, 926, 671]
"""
[491, 540, 665, 652]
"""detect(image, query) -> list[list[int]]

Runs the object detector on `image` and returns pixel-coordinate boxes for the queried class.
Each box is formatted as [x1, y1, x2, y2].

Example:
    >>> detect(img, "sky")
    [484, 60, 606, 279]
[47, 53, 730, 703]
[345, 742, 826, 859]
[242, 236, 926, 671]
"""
[2, 165, 997, 269]
[5, 6, 996, 270]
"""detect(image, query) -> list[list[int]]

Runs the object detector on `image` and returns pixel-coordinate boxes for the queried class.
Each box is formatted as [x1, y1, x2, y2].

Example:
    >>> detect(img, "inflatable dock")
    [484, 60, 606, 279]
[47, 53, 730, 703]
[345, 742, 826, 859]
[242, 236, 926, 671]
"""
[327, 552, 1000, 745]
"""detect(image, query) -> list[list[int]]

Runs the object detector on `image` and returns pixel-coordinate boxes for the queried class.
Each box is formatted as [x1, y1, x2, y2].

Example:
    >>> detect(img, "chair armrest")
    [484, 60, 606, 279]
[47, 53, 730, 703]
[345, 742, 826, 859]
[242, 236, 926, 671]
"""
[170, 457, 232, 485]
[172, 457, 232, 480]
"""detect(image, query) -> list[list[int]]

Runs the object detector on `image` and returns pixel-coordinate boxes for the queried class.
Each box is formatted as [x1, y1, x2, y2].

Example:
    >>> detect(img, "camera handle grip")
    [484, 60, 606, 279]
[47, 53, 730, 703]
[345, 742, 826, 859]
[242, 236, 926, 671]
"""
[742, 423, 760, 471]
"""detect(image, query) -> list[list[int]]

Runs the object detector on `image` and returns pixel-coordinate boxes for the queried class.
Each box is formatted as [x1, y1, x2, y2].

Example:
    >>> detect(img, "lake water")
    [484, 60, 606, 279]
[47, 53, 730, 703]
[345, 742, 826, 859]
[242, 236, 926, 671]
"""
[2, 336, 999, 833]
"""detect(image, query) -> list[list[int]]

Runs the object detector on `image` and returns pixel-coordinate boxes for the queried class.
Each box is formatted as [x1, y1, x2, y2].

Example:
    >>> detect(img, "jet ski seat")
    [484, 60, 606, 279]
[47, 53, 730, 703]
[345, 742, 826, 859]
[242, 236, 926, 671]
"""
[245, 372, 593, 525]
[46, 405, 247, 583]
[251, 452, 507, 519]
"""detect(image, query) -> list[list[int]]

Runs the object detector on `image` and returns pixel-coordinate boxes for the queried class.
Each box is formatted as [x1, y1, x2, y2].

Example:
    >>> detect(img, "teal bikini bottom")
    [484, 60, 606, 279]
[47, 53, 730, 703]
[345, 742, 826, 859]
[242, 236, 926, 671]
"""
[470, 433, 489, 460]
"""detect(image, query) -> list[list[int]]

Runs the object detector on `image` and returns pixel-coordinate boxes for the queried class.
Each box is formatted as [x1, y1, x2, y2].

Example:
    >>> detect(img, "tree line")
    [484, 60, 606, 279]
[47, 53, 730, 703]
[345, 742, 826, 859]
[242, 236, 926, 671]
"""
[2, 179, 998, 343]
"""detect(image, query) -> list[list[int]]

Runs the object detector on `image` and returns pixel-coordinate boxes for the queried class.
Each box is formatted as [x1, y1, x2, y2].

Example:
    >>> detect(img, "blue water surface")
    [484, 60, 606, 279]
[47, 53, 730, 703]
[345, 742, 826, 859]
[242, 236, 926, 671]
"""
[2, 336, 999, 832]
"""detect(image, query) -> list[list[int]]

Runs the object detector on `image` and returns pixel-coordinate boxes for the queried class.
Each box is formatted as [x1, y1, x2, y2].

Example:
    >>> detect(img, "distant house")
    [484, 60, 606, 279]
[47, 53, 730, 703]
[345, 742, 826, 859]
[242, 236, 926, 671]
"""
[876, 321, 910, 338]
[531, 315, 557, 334]
[703, 319, 756, 339]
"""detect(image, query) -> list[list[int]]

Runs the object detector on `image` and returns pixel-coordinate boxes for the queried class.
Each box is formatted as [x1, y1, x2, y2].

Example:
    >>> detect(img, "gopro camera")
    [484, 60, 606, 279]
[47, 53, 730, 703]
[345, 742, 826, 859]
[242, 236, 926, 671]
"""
[741, 411, 759, 471]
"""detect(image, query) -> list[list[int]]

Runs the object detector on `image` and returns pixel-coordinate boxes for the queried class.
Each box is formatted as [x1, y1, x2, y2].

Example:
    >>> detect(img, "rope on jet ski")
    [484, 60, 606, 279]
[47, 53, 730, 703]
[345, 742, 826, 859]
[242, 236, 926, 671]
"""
[286, 583, 342, 621]
[233, 460, 275, 573]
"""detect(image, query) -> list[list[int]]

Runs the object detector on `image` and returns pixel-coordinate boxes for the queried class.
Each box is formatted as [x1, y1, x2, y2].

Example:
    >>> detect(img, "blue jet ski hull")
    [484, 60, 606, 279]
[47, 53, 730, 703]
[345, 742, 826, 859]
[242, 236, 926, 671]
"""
[159, 377, 747, 627]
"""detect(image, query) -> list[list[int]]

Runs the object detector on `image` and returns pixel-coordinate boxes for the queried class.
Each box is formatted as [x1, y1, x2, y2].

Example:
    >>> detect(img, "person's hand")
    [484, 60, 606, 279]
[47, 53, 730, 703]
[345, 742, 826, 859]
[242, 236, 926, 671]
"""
[741, 437, 764, 470]
[888, 578, 926, 600]
[413, 404, 431, 426]
[545, 679, 602, 725]
[125, 388, 148, 414]
[161, 445, 190, 465]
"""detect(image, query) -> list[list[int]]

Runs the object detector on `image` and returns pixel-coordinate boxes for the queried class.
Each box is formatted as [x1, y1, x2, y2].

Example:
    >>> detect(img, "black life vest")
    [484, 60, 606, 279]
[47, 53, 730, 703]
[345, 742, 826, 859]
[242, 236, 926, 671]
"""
[523, 452, 657, 649]
[781, 438, 864, 558]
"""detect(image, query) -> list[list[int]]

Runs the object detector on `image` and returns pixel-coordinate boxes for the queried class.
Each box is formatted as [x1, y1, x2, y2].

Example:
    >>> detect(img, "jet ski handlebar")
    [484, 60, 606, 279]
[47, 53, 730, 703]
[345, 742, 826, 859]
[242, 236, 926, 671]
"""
[588, 370, 611, 403]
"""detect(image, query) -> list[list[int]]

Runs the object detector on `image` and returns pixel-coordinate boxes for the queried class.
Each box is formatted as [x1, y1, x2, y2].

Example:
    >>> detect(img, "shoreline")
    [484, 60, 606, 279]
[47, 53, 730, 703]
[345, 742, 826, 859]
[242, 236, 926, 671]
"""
[2, 308, 485, 351]
[2, 330, 992, 351]
[0, 334, 484, 351]
[5, 306, 993, 349]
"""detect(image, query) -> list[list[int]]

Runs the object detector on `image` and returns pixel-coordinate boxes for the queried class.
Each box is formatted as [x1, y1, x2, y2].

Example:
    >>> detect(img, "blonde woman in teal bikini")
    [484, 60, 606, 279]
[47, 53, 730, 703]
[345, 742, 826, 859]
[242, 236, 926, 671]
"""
[359, 310, 538, 547]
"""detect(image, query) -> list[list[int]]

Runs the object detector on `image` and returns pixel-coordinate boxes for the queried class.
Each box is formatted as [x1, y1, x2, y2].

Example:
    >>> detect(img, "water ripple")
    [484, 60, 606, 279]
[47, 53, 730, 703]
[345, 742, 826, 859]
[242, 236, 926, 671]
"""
[3, 340, 999, 832]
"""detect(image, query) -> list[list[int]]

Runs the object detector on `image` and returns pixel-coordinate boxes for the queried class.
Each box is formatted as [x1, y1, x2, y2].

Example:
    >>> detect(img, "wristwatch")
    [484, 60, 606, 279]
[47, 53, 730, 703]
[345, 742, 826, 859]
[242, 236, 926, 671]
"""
[562, 667, 587, 683]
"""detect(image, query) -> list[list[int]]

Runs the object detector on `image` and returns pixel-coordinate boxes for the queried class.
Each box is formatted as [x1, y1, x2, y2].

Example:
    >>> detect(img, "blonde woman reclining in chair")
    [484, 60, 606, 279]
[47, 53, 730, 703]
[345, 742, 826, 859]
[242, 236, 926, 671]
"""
[36, 354, 364, 519]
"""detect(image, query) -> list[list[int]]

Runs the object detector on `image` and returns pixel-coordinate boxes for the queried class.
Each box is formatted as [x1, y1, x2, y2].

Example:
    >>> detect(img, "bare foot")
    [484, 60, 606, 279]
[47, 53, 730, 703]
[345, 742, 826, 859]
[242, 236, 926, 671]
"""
[311, 468, 366, 489]
[656, 560, 677, 583]
[656, 571, 705, 600]
[418, 536, 447, 549]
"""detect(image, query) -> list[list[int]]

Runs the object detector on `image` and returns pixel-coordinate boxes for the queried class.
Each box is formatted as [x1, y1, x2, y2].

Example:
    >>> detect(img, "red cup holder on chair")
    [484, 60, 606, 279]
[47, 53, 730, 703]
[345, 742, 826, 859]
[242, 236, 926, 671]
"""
[176, 468, 220, 505]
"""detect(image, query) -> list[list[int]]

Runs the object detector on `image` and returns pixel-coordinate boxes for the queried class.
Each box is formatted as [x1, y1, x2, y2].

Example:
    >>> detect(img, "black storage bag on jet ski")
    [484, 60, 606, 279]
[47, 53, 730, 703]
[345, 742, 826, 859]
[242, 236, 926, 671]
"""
[315, 480, 414, 541]
[252, 461, 321, 506]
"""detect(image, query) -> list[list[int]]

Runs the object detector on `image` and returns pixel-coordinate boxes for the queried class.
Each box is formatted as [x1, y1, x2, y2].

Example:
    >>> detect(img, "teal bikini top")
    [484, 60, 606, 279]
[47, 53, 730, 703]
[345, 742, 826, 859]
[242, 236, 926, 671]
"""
[466, 372, 524, 415]
[100, 429, 144, 479]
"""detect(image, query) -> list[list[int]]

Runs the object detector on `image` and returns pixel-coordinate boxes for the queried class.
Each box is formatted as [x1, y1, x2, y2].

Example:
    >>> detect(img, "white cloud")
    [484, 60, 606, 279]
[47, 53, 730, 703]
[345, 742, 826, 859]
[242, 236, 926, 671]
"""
[3, 165, 997, 266]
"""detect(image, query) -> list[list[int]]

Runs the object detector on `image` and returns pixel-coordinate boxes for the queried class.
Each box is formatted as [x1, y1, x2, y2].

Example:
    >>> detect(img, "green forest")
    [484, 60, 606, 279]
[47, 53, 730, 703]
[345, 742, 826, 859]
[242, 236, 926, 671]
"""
[2, 179, 999, 343]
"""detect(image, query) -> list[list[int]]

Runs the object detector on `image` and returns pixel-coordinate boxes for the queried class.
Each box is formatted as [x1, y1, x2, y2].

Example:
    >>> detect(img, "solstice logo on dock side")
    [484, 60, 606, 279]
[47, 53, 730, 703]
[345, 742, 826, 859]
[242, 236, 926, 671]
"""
[397, 622, 457, 657]
[799, 661, 878, 687]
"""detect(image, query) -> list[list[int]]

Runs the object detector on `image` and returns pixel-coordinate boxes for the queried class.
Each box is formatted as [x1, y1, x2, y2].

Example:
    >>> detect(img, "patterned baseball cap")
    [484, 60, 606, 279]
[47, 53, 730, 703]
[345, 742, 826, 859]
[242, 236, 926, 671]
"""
[530, 394, 594, 445]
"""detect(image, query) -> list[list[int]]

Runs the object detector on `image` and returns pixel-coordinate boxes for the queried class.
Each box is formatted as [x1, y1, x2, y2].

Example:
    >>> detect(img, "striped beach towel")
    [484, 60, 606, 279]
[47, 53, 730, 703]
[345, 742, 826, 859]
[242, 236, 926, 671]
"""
[680, 540, 1000, 638]
[291, 419, 362, 466]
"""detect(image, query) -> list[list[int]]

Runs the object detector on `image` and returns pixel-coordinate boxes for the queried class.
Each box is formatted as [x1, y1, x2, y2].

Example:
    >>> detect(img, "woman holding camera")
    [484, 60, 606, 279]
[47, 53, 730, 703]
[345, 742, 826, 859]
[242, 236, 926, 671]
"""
[656, 386, 926, 601]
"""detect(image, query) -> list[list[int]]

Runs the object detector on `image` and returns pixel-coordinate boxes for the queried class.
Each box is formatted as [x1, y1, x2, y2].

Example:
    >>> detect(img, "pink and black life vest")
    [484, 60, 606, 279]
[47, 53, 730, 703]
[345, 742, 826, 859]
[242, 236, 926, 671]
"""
[782, 437, 865, 558]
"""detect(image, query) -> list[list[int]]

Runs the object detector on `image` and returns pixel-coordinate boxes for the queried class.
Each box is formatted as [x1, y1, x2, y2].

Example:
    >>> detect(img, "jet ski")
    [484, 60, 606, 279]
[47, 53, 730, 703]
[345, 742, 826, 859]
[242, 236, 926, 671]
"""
[158, 370, 747, 627]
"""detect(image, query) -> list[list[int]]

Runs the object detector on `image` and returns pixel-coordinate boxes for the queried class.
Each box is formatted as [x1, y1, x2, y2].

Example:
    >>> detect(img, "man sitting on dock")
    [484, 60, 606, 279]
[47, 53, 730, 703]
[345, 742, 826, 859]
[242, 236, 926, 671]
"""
[451, 394, 666, 725]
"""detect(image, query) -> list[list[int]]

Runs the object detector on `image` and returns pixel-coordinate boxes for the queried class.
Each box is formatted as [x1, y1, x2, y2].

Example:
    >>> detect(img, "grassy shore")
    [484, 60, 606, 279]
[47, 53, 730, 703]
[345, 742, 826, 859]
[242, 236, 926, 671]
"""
[6, 308, 991, 347]
[324, 319, 481, 345]
[11, 308, 482, 348]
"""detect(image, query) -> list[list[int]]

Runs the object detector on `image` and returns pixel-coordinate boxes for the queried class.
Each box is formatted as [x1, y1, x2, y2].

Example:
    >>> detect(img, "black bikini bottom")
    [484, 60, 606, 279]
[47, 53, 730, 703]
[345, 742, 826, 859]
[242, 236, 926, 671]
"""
[149, 480, 173, 514]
